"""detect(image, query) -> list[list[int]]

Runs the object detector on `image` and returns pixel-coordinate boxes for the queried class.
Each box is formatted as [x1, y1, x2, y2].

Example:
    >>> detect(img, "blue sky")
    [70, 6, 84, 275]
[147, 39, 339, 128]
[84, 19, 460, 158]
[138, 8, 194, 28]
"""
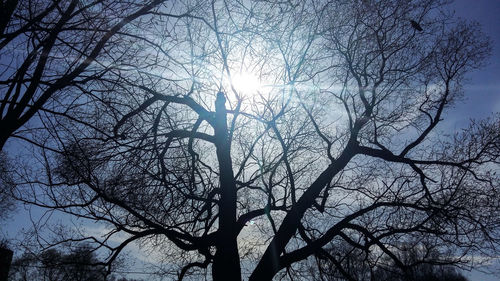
[448, 2, 500, 280]
[446, 0, 500, 125]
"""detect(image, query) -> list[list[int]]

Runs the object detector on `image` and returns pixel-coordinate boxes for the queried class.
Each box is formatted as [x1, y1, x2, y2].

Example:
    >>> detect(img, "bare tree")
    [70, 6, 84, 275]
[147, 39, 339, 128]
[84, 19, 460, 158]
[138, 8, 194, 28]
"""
[9, 0, 499, 281]
[0, 0, 166, 150]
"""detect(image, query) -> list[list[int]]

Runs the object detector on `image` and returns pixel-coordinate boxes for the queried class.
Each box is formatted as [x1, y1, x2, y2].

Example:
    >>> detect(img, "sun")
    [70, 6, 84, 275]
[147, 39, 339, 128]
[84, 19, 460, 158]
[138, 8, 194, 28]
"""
[230, 71, 263, 96]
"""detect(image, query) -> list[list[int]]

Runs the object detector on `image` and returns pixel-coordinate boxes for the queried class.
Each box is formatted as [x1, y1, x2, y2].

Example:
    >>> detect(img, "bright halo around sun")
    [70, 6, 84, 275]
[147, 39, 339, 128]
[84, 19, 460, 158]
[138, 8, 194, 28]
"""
[230, 71, 263, 96]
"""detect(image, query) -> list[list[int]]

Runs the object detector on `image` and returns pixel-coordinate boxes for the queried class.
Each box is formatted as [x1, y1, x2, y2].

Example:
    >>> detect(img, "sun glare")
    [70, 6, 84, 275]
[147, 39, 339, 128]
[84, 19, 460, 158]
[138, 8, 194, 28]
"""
[230, 72, 262, 95]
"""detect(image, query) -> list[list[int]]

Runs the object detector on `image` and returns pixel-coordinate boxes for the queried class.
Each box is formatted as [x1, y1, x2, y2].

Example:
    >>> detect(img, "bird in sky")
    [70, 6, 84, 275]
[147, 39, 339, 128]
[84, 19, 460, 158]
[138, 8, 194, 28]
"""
[410, 20, 423, 31]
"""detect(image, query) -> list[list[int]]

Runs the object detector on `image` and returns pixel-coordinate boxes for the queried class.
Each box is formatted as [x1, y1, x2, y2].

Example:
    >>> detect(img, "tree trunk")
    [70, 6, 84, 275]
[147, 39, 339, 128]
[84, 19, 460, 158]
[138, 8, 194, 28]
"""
[249, 139, 359, 281]
[0, 120, 16, 151]
[212, 92, 241, 281]
[0, 0, 17, 35]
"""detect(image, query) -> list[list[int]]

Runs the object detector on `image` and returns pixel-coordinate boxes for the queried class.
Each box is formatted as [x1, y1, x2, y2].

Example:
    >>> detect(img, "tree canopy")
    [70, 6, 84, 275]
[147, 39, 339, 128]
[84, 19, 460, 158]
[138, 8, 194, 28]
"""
[2, 0, 499, 280]
[0, 0, 164, 149]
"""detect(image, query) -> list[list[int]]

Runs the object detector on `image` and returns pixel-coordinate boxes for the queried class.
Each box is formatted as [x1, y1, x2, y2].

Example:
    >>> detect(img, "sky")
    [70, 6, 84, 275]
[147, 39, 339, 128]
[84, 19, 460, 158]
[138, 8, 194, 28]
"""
[446, 0, 500, 127]
[1, 0, 500, 280]
[446, 1, 500, 280]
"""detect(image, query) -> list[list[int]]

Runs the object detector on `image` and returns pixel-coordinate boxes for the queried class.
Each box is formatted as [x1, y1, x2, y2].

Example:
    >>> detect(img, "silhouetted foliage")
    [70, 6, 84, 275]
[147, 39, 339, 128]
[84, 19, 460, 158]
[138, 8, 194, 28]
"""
[5, 0, 499, 281]
[0, 241, 14, 281]
[315, 241, 470, 281]
[9, 245, 112, 281]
